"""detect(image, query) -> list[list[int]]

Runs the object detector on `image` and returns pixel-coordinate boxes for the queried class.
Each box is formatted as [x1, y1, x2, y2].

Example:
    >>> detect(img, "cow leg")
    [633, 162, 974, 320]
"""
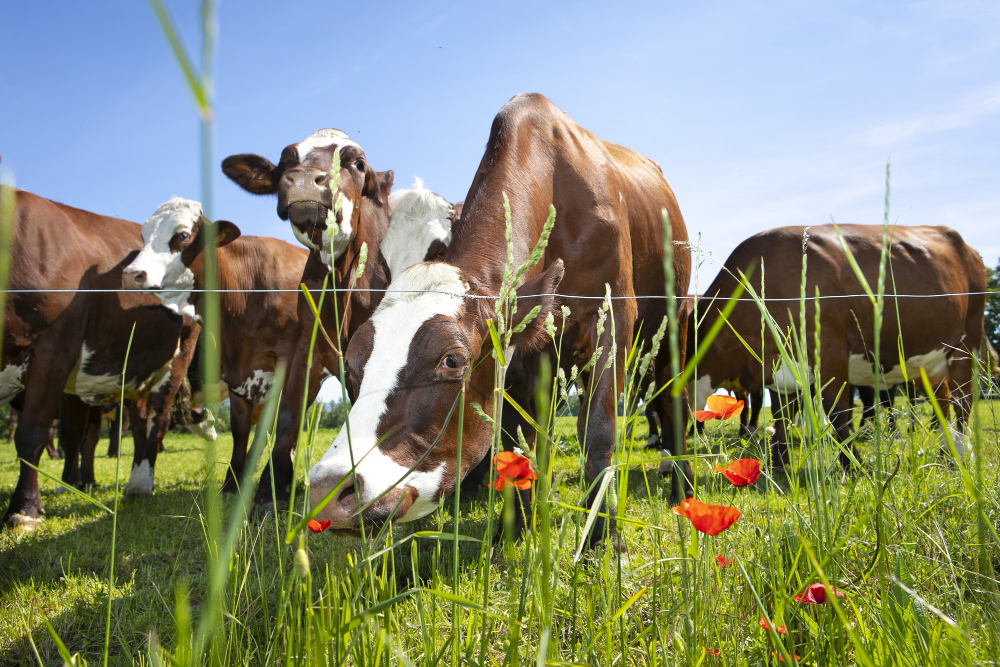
[224, 390, 254, 494]
[825, 382, 859, 470]
[124, 403, 154, 495]
[45, 420, 60, 459]
[857, 385, 876, 431]
[256, 343, 325, 513]
[768, 389, 798, 470]
[880, 386, 898, 432]
[3, 371, 67, 528]
[79, 405, 102, 487]
[946, 350, 975, 459]
[107, 405, 125, 457]
[742, 389, 763, 438]
[58, 395, 92, 489]
[579, 305, 635, 550]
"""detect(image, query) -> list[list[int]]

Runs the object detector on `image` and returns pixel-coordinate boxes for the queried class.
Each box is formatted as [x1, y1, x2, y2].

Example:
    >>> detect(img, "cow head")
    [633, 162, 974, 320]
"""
[307, 259, 565, 530]
[123, 198, 240, 316]
[381, 178, 455, 281]
[222, 129, 392, 262]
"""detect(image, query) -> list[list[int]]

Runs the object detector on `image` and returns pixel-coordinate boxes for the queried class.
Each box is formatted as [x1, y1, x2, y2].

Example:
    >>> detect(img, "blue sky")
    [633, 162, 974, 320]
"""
[2, 1, 998, 398]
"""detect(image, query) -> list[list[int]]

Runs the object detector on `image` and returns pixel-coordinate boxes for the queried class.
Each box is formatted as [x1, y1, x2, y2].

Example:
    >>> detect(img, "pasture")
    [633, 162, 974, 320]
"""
[2, 397, 998, 665]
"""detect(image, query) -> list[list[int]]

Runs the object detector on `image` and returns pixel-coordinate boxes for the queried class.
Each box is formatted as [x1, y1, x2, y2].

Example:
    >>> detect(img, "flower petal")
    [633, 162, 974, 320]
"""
[695, 410, 722, 422]
[307, 519, 331, 533]
[672, 497, 741, 535]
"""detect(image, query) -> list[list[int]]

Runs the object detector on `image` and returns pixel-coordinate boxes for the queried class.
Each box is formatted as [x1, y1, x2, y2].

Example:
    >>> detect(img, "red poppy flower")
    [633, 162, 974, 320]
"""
[716, 555, 734, 568]
[715, 458, 761, 486]
[759, 614, 787, 635]
[772, 652, 800, 662]
[672, 498, 741, 535]
[491, 451, 538, 491]
[695, 394, 745, 422]
[794, 582, 845, 605]
[307, 519, 331, 533]
[706, 648, 722, 657]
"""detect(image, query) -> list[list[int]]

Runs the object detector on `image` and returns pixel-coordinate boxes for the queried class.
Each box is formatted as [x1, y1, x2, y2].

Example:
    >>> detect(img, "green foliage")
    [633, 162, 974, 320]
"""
[317, 399, 350, 431]
[985, 258, 1000, 352]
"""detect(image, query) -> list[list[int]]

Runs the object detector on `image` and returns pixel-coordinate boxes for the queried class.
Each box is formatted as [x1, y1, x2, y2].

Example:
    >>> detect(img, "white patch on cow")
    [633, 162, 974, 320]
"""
[658, 450, 671, 475]
[70, 344, 125, 404]
[381, 178, 454, 280]
[309, 262, 468, 522]
[295, 128, 361, 163]
[766, 359, 812, 394]
[186, 409, 218, 441]
[234, 369, 274, 403]
[146, 409, 158, 439]
[0, 361, 28, 405]
[320, 196, 354, 265]
[125, 459, 154, 495]
[693, 375, 714, 410]
[125, 197, 200, 318]
[848, 348, 950, 389]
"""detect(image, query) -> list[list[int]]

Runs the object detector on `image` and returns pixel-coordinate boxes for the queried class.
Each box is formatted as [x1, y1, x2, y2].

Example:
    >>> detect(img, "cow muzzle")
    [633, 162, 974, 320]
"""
[308, 473, 413, 531]
[122, 267, 159, 291]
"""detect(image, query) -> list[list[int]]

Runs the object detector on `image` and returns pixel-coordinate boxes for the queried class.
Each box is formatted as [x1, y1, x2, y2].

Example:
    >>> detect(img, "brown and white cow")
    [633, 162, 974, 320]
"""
[222, 130, 459, 512]
[307, 93, 692, 547]
[688, 224, 987, 468]
[0, 190, 199, 527]
[122, 198, 308, 491]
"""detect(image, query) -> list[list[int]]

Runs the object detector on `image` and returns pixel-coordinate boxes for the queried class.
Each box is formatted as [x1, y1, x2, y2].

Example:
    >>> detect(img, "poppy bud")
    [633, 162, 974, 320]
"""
[294, 547, 310, 578]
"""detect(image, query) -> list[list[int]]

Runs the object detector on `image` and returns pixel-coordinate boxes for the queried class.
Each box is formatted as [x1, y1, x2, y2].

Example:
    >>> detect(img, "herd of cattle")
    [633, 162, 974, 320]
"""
[1, 93, 993, 545]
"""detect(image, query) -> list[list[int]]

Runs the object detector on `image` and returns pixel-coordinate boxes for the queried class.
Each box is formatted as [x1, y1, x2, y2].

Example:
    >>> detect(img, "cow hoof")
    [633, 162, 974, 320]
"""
[124, 461, 155, 496]
[55, 485, 71, 495]
[5, 513, 41, 531]
[252, 500, 288, 520]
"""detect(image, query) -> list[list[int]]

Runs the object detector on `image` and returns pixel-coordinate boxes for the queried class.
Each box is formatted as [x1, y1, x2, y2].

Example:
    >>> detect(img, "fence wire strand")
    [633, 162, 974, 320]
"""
[1, 287, 998, 302]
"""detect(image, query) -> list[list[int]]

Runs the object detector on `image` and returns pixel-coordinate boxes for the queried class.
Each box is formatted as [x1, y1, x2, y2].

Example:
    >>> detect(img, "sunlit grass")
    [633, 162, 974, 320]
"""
[1, 397, 997, 664]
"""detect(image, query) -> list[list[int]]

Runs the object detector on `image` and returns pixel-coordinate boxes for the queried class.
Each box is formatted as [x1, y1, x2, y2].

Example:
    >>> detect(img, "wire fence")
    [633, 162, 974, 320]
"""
[2, 288, 998, 302]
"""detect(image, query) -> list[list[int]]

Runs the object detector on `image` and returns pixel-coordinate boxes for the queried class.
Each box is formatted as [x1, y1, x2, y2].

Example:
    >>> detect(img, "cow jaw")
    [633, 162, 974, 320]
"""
[308, 262, 468, 529]
[125, 197, 199, 318]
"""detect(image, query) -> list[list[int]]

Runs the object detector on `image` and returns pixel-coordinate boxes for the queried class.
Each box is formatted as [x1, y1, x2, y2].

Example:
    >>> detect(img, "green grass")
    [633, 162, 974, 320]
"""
[2, 397, 998, 665]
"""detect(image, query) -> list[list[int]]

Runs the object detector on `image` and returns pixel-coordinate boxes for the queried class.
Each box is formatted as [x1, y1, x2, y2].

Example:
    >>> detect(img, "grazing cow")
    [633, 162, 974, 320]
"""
[1, 190, 199, 528]
[688, 224, 987, 468]
[221, 129, 396, 512]
[123, 197, 308, 491]
[307, 93, 691, 548]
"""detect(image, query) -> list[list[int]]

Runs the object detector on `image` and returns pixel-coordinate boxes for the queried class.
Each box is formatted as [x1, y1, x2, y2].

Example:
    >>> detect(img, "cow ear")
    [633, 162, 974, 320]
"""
[221, 153, 282, 195]
[213, 220, 241, 248]
[508, 259, 565, 355]
[363, 169, 393, 207]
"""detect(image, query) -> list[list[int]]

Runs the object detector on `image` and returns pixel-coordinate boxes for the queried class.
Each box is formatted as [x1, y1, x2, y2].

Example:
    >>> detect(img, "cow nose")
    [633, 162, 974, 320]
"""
[309, 473, 361, 529]
[122, 268, 146, 289]
[283, 167, 330, 201]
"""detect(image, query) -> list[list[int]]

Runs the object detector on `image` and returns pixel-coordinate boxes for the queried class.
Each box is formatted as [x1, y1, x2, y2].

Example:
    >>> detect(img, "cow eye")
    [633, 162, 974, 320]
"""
[354, 159, 365, 171]
[439, 353, 466, 372]
[178, 231, 191, 241]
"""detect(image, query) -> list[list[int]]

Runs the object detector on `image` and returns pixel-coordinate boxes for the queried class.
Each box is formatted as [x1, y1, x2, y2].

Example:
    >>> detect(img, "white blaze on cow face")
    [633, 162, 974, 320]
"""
[848, 348, 949, 388]
[309, 262, 468, 524]
[296, 128, 360, 163]
[125, 197, 201, 318]
[381, 178, 454, 279]
[320, 196, 354, 266]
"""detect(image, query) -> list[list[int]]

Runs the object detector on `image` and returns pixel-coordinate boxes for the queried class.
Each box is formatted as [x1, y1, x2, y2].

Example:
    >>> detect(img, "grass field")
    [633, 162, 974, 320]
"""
[1, 397, 998, 666]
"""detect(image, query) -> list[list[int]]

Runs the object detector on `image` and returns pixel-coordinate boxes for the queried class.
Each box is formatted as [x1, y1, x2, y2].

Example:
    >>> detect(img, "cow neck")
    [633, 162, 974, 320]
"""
[187, 240, 258, 320]
[445, 181, 548, 297]
[320, 197, 390, 341]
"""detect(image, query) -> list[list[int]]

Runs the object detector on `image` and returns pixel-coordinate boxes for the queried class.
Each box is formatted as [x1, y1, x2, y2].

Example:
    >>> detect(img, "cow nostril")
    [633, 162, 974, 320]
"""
[337, 479, 358, 510]
[314, 172, 329, 186]
[134, 271, 147, 285]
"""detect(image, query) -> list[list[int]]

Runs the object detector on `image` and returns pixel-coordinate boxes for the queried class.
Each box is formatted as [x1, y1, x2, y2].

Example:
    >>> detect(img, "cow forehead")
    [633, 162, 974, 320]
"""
[296, 128, 362, 164]
[143, 197, 201, 248]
